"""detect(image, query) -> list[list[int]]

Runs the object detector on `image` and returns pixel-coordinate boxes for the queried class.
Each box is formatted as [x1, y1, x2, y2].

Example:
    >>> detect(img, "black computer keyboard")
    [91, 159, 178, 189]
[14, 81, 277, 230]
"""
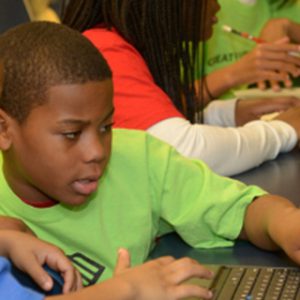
[211, 266, 300, 300]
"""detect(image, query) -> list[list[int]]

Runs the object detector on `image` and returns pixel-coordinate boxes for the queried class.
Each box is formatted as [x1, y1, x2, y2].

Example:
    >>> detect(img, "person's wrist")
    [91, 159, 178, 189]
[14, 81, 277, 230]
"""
[266, 205, 297, 251]
[113, 277, 138, 300]
[225, 64, 244, 87]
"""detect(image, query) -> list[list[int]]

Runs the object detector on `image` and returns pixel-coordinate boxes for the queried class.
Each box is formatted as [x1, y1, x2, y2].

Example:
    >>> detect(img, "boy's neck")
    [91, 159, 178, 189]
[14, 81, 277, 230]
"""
[20, 197, 58, 208]
[2, 161, 58, 208]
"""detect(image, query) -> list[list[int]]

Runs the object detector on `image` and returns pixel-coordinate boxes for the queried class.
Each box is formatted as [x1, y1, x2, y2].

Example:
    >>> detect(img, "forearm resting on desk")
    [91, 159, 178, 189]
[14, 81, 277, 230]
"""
[241, 194, 300, 264]
[0, 216, 34, 235]
[148, 118, 296, 176]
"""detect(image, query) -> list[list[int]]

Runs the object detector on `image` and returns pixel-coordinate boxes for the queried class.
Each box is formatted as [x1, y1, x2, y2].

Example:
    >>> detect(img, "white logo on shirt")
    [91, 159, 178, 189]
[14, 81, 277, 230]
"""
[239, 0, 257, 5]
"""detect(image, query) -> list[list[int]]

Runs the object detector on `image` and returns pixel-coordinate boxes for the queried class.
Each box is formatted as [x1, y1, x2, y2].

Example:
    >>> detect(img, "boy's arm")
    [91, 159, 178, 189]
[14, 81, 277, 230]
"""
[0, 216, 35, 235]
[240, 194, 300, 263]
[49, 249, 214, 300]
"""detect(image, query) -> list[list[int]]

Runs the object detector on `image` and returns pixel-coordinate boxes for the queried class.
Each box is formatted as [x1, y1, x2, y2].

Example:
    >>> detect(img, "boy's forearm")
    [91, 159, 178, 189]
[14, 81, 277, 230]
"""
[240, 194, 296, 250]
[48, 278, 134, 300]
[0, 216, 35, 235]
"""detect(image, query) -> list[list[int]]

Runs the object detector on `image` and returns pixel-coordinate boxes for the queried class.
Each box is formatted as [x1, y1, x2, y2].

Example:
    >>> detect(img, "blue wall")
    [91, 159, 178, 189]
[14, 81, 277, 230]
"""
[0, 0, 61, 34]
[0, 0, 29, 33]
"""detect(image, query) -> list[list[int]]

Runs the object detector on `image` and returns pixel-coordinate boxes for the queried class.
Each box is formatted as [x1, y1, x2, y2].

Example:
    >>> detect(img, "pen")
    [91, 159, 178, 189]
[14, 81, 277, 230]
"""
[222, 24, 300, 57]
[222, 24, 265, 43]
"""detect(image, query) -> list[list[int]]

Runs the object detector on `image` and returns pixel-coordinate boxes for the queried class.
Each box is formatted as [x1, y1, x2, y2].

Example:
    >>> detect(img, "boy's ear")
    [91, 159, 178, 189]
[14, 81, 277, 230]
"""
[0, 108, 13, 150]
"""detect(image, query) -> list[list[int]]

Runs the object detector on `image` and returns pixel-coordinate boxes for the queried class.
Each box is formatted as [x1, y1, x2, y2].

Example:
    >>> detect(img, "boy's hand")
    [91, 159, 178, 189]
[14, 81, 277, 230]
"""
[0, 230, 82, 294]
[113, 248, 214, 300]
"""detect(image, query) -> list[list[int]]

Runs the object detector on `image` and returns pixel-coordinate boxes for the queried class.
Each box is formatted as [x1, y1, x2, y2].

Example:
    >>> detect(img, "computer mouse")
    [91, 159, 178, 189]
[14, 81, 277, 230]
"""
[11, 263, 64, 295]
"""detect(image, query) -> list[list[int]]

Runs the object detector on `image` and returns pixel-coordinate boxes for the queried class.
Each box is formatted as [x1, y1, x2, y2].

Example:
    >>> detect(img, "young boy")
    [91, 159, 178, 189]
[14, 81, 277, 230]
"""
[1, 21, 300, 298]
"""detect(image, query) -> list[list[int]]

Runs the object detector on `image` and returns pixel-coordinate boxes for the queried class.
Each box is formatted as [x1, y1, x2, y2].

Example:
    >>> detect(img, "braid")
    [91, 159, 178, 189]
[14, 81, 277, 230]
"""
[62, 0, 103, 31]
[62, 0, 207, 123]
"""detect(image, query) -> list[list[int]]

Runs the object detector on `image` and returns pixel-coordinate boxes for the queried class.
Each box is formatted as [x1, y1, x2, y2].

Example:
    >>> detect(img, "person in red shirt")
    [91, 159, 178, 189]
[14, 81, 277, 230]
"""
[62, 0, 300, 176]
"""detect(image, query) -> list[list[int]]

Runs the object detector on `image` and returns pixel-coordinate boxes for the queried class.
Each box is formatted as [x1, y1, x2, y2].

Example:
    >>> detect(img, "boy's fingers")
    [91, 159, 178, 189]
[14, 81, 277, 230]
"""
[175, 284, 213, 300]
[17, 256, 54, 291]
[46, 254, 82, 293]
[62, 268, 82, 293]
[114, 248, 131, 275]
[76, 269, 83, 290]
[168, 258, 214, 284]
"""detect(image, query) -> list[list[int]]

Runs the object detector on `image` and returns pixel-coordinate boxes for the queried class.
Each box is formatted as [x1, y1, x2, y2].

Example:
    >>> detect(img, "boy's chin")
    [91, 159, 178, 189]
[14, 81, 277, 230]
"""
[61, 194, 90, 206]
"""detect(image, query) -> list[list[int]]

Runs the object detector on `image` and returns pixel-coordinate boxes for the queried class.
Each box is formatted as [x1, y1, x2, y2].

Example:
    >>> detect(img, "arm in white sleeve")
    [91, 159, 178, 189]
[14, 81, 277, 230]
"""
[203, 99, 238, 127]
[147, 117, 297, 176]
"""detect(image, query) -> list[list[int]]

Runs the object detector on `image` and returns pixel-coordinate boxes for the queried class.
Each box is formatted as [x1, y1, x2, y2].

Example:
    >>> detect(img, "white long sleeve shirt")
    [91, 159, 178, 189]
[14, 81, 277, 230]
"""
[148, 99, 297, 176]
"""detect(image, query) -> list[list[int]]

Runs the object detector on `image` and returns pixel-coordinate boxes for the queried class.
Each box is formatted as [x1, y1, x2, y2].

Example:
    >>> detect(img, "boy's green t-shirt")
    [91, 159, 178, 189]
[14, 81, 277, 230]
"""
[0, 129, 266, 284]
[198, 0, 300, 99]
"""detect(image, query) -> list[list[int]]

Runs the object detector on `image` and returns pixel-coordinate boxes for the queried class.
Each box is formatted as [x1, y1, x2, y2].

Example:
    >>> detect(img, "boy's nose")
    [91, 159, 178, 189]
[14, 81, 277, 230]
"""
[83, 135, 107, 164]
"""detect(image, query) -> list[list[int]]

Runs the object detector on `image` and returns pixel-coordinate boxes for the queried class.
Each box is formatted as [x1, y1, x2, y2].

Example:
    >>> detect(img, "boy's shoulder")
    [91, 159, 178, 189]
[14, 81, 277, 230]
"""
[104, 129, 178, 186]
[111, 128, 174, 161]
[112, 128, 169, 149]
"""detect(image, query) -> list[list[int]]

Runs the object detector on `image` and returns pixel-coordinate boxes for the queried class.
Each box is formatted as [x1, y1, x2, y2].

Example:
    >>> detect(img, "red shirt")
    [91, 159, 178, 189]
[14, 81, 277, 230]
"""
[83, 27, 183, 130]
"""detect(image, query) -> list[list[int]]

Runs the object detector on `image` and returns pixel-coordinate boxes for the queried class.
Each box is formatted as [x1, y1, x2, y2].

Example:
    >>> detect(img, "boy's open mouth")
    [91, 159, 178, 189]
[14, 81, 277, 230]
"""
[72, 179, 99, 195]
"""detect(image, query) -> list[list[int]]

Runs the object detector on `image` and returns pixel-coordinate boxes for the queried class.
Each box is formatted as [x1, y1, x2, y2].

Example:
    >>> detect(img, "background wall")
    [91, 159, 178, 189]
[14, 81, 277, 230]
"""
[0, 0, 29, 33]
[0, 0, 61, 34]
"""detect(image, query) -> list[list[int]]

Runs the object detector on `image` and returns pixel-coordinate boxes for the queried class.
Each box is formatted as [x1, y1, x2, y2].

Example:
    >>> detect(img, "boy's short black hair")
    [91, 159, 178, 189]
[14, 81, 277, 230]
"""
[0, 21, 112, 123]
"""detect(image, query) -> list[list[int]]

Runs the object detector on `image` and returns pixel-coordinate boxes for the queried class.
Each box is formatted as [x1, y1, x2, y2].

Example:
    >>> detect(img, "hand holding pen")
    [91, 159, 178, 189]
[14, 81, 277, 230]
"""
[222, 24, 300, 91]
[223, 25, 300, 57]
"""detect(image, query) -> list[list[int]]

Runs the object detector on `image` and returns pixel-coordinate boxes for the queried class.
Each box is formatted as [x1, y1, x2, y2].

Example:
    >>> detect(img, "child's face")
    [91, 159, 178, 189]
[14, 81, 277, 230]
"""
[2, 80, 114, 206]
[203, 0, 220, 41]
[183, 0, 220, 42]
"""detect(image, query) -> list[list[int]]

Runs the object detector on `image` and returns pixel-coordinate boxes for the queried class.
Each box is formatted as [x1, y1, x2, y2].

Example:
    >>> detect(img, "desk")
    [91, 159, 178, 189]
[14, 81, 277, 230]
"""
[150, 151, 300, 267]
[233, 150, 300, 206]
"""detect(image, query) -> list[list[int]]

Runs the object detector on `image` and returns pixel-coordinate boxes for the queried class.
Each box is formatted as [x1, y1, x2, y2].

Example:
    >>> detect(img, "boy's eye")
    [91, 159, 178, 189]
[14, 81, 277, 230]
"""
[99, 123, 114, 133]
[63, 131, 81, 140]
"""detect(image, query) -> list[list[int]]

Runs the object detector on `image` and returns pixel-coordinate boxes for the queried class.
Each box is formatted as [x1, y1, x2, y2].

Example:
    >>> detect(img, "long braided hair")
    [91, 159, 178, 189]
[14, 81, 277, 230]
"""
[62, 0, 207, 122]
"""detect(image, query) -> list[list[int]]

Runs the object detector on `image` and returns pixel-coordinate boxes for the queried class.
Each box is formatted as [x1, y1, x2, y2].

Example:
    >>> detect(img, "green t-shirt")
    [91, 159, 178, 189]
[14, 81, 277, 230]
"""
[0, 129, 266, 284]
[273, 1, 300, 22]
[197, 0, 300, 99]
